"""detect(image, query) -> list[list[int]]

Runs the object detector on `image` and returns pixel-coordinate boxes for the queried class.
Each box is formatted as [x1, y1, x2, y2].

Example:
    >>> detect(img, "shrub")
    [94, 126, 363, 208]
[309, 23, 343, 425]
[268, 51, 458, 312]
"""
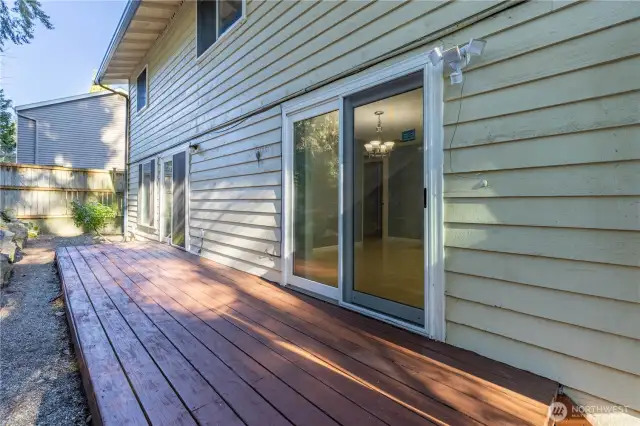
[27, 223, 39, 239]
[70, 200, 117, 236]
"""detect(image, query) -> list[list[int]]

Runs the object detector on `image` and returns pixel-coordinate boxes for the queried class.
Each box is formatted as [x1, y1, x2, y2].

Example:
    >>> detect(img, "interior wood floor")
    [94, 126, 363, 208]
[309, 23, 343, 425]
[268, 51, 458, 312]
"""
[294, 238, 424, 307]
[57, 241, 559, 426]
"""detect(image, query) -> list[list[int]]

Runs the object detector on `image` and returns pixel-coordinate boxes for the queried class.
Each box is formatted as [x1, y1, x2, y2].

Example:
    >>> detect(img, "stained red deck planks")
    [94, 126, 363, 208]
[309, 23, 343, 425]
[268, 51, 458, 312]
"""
[57, 242, 560, 426]
[56, 248, 148, 426]
[128, 243, 548, 424]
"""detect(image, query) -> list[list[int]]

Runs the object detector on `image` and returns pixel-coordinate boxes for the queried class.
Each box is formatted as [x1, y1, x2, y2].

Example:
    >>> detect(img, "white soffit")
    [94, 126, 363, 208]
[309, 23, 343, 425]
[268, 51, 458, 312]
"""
[98, 0, 183, 84]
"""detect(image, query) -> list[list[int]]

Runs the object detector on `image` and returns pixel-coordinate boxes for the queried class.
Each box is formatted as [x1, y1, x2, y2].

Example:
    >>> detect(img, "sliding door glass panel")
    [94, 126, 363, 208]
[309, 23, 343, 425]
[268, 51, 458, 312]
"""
[353, 87, 424, 309]
[292, 110, 339, 287]
[163, 160, 173, 240]
[141, 162, 151, 224]
[172, 152, 186, 248]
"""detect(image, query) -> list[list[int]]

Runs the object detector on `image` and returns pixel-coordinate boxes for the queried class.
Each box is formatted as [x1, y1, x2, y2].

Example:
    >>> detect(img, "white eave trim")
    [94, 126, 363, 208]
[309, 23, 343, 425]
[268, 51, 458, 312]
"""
[96, 0, 142, 83]
[15, 91, 123, 111]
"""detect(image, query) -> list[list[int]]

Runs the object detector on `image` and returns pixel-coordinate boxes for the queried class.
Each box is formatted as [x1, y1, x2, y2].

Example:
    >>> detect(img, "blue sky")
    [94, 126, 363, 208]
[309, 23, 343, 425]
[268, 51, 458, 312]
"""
[1, 0, 127, 108]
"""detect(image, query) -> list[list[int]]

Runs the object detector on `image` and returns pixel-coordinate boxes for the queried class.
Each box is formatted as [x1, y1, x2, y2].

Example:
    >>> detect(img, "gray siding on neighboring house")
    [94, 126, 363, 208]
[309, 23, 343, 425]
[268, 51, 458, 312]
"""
[17, 115, 36, 163]
[16, 92, 126, 169]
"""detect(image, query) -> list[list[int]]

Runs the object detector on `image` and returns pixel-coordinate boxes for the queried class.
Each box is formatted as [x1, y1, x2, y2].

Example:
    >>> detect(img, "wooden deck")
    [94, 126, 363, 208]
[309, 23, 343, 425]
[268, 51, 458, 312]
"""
[56, 242, 559, 426]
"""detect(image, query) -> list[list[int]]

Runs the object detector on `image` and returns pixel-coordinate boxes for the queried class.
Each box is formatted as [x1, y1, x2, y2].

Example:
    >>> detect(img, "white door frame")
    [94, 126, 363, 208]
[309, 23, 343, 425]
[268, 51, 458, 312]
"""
[281, 53, 445, 340]
[158, 145, 190, 251]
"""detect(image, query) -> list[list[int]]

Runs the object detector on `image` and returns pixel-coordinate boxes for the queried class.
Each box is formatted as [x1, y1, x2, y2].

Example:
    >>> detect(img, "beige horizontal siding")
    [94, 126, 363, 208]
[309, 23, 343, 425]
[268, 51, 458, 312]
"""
[445, 247, 640, 304]
[446, 197, 640, 231]
[126, 0, 504, 163]
[442, 1, 640, 418]
[124, 0, 510, 275]
[447, 322, 639, 410]
[187, 105, 282, 280]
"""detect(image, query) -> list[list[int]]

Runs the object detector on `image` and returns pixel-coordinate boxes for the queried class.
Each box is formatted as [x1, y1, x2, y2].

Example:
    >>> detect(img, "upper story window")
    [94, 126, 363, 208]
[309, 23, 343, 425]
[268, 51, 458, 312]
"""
[197, 0, 244, 58]
[136, 66, 148, 112]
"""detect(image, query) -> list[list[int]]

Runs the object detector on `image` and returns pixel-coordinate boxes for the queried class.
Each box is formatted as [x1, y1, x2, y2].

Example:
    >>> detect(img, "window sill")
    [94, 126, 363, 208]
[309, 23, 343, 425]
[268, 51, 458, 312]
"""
[196, 16, 246, 65]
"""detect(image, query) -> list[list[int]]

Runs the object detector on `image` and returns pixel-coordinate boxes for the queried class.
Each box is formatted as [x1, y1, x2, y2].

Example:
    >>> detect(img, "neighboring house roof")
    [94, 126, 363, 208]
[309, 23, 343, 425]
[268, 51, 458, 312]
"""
[15, 91, 123, 112]
[96, 0, 182, 84]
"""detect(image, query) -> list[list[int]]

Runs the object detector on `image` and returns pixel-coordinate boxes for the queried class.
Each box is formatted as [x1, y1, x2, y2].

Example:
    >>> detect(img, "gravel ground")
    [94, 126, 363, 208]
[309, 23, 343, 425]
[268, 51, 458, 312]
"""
[0, 235, 114, 426]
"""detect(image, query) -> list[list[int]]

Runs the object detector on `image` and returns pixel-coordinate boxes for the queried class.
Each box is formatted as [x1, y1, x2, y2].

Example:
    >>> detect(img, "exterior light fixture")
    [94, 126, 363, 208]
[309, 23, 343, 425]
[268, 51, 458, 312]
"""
[428, 38, 487, 84]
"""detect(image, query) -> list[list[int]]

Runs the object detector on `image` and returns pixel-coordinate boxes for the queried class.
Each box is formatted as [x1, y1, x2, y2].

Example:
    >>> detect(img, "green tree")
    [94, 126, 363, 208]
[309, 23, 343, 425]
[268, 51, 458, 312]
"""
[0, 89, 15, 163]
[0, 0, 53, 52]
[89, 69, 110, 93]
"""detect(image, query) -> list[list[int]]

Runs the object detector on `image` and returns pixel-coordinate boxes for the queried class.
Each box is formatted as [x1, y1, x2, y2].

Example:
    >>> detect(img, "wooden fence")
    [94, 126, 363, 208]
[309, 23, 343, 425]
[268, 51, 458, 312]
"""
[0, 163, 124, 234]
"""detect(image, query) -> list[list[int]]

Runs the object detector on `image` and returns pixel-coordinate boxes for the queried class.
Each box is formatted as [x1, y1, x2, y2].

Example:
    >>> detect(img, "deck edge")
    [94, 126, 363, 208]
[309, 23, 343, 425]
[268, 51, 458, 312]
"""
[56, 248, 105, 426]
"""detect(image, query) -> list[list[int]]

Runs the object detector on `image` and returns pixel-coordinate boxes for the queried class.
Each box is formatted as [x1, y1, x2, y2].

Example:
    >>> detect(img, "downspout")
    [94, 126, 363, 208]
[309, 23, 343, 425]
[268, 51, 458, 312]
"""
[96, 83, 130, 241]
[15, 112, 38, 164]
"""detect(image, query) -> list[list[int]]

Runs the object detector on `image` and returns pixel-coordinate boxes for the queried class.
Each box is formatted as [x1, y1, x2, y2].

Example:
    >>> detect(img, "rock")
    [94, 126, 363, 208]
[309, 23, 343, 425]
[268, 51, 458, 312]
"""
[0, 230, 17, 262]
[85, 415, 92, 424]
[55, 311, 65, 317]
[0, 254, 12, 287]
[0, 209, 16, 222]
[7, 222, 28, 249]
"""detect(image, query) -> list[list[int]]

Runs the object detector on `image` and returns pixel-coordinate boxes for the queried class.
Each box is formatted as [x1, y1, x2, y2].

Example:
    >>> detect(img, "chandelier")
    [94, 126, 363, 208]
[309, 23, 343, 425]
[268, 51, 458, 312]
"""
[364, 111, 395, 158]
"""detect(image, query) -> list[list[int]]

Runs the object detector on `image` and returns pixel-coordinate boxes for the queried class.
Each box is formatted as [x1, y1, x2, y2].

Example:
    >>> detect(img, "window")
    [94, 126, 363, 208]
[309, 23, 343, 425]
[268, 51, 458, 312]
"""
[136, 67, 148, 111]
[138, 160, 155, 226]
[197, 0, 244, 57]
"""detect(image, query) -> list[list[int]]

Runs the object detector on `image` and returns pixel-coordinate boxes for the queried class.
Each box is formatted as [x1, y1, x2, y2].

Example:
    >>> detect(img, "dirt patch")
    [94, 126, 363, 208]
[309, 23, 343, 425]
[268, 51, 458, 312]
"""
[0, 235, 117, 425]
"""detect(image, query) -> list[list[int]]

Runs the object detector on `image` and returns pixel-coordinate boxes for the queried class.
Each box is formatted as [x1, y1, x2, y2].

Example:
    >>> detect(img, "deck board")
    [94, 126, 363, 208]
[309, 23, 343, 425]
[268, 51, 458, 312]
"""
[133, 243, 548, 424]
[57, 248, 148, 426]
[71, 246, 241, 426]
[57, 242, 559, 426]
[94, 246, 335, 426]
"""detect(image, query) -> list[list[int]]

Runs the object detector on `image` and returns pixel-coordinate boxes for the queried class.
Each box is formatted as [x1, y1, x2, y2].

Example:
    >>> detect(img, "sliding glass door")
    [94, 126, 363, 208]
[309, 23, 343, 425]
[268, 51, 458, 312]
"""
[160, 150, 187, 249]
[343, 72, 425, 325]
[283, 101, 341, 299]
[282, 56, 444, 337]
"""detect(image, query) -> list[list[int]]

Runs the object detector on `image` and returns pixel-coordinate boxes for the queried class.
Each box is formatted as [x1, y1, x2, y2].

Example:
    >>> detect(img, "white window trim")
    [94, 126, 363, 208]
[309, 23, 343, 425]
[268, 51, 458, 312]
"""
[136, 65, 149, 113]
[196, 0, 247, 62]
[281, 53, 445, 341]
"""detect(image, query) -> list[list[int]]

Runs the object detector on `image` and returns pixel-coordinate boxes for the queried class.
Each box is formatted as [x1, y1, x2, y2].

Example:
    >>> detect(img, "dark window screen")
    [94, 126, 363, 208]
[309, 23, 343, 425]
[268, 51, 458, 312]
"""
[172, 151, 186, 248]
[136, 68, 147, 111]
[197, 0, 217, 56]
[138, 160, 155, 227]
